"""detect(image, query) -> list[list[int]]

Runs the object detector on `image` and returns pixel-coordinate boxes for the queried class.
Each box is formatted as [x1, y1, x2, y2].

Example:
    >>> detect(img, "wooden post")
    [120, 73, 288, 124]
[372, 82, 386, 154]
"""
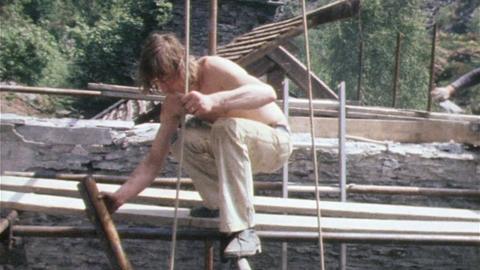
[208, 0, 218, 55]
[427, 23, 437, 111]
[392, 32, 402, 108]
[0, 210, 18, 250]
[78, 177, 133, 270]
[204, 240, 214, 270]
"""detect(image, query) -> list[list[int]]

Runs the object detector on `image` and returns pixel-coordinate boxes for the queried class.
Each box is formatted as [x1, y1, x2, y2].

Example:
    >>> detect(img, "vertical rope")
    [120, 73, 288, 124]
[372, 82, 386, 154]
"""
[169, 1, 190, 269]
[299, 1, 326, 269]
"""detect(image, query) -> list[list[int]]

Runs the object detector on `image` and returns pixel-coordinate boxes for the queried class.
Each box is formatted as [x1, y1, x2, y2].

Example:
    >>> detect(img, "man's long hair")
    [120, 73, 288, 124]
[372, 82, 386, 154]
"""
[138, 32, 198, 94]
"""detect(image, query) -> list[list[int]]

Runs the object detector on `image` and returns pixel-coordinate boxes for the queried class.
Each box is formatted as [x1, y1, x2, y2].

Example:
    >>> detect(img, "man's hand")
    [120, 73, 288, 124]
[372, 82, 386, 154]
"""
[99, 192, 123, 214]
[181, 91, 218, 116]
[161, 93, 185, 123]
[431, 85, 455, 101]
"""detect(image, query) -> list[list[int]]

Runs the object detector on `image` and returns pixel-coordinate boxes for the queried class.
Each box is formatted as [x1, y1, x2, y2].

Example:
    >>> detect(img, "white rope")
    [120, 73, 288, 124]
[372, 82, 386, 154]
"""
[299, 1, 326, 269]
[168, 1, 190, 269]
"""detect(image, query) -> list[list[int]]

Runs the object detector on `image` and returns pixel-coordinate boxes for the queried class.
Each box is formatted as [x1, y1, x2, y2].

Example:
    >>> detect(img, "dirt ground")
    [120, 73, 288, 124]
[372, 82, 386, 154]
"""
[0, 93, 48, 117]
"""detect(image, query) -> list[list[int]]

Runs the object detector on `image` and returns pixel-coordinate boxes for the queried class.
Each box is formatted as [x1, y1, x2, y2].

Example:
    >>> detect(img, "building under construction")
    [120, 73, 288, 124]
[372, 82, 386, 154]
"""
[1, 0, 479, 269]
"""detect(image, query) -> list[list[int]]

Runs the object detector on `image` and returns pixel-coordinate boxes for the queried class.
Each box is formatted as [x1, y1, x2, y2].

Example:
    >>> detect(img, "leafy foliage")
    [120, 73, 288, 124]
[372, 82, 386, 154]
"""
[290, 0, 431, 109]
[0, 0, 172, 116]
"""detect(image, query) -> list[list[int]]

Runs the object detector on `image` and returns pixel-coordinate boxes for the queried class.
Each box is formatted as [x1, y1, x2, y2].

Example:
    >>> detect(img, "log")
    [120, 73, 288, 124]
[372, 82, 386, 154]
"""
[78, 177, 133, 270]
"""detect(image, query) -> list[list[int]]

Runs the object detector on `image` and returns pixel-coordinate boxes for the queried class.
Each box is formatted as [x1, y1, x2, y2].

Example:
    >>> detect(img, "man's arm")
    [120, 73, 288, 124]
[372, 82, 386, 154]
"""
[105, 95, 182, 212]
[432, 68, 480, 101]
[182, 56, 276, 115]
[451, 68, 480, 91]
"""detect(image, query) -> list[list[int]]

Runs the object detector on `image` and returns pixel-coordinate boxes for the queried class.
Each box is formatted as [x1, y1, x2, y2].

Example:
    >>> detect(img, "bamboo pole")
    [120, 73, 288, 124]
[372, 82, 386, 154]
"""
[87, 83, 141, 93]
[0, 84, 164, 102]
[10, 225, 480, 245]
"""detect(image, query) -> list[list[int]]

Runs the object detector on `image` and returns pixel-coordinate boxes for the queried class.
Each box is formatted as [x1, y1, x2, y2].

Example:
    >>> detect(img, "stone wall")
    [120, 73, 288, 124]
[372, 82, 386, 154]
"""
[1, 114, 479, 270]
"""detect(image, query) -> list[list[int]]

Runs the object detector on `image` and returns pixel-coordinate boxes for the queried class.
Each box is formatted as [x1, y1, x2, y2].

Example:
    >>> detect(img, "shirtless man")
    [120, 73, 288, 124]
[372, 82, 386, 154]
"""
[104, 32, 292, 258]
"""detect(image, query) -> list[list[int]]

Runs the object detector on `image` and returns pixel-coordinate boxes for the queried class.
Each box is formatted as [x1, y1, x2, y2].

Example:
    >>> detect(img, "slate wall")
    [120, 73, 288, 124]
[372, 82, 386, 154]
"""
[1, 115, 479, 270]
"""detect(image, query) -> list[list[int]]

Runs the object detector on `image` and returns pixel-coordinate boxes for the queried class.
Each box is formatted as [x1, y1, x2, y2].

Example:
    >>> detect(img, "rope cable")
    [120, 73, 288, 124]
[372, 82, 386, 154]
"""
[299, 1, 326, 269]
[168, 1, 190, 269]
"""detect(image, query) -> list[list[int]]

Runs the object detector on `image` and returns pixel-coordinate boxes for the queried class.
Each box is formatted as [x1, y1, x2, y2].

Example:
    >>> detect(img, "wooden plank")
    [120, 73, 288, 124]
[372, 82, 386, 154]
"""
[2, 176, 479, 222]
[218, 33, 280, 51]
[217, 41, 267, 54]
[282, 98, 480, 123]
[289, 116, 480, 145]
[267, 46, 337, 99]
[236, 0, 360, 67]
[7, 172, 480, 197]
[1, 190, 479, 235]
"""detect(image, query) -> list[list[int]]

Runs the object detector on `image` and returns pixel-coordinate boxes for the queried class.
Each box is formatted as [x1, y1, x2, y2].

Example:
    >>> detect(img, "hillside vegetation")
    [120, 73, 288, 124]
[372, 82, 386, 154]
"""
[1, 0, 479, 116]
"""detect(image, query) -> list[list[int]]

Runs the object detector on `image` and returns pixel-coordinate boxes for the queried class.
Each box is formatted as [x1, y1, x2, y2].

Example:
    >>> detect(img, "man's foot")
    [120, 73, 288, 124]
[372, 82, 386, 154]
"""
[189, 206, 219, 218]
[223, 228, 262, 258]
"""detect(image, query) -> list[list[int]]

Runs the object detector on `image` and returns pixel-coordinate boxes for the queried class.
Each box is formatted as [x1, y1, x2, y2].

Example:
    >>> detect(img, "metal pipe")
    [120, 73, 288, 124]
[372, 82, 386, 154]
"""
[338, 82, 347, 270]
[392, 32, 402, 108]
[427, 23, 437, 111]
[282, 78, 290, 270]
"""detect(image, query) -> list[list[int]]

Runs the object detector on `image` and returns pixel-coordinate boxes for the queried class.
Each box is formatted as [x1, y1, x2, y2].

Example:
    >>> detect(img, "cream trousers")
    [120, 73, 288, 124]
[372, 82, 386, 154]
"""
[171, 117, 292, 233]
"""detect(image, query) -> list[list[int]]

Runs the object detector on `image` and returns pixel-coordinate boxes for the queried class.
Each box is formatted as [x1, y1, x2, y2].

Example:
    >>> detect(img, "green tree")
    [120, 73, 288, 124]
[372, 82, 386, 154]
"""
[290, 0, 431, 109]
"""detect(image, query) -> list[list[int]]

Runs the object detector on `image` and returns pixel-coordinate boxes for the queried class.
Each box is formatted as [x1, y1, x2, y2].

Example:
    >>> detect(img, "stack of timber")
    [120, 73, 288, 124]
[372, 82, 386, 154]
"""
[1, 175, 479, 245]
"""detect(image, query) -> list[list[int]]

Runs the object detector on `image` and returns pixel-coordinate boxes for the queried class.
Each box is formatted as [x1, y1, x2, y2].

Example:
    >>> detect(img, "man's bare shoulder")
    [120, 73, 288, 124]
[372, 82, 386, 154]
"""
[198, 56, 248, 75]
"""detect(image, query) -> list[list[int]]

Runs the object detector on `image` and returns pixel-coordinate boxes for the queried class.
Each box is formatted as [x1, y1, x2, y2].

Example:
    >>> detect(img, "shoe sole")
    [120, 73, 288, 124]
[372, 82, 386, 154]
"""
[224, 245, 262, 258]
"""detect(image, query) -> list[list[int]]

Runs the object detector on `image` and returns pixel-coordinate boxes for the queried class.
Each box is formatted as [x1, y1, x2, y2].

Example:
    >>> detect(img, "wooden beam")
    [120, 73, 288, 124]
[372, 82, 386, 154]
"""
[2, 190, 479, 235]
[2, 176, 479, 222]
[289, 116, 480, 145]
[78, 177, 133, 270]
[267, 46, 337, 99]
[280, 98, 480, 123]
[237, 0, 360, 67]
[244, 57, 277, 77]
